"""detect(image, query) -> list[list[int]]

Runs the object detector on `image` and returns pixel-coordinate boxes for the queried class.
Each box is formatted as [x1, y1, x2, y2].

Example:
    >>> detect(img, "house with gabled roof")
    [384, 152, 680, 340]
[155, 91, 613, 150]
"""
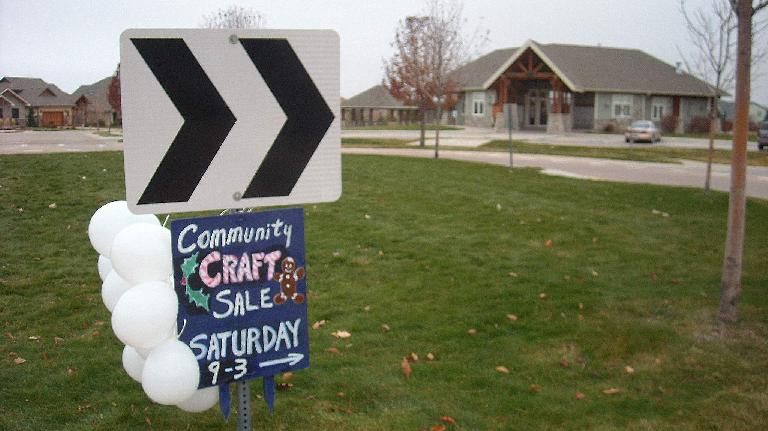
[0, 76, 77, 128]
[72, 76, 117, 127]
[341, 84, 419, 126]
[451, 40, 720, 133]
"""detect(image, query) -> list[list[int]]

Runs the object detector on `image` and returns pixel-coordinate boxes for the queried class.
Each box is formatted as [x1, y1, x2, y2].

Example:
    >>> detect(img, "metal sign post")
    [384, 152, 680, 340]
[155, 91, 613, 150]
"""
[505, 103, 514, 168]
[236, 381, 252, 431]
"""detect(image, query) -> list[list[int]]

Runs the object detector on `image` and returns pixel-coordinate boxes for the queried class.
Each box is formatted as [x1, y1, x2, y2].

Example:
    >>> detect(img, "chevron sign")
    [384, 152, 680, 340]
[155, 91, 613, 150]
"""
[120, 29, 340, 214]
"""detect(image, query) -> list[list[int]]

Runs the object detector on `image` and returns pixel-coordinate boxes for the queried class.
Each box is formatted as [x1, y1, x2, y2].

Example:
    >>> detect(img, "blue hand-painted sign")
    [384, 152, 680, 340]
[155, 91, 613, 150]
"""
[171, 208, 309, 388]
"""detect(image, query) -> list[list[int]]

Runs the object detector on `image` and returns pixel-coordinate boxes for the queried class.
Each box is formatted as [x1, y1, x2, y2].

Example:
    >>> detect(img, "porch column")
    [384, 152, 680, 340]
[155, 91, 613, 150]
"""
[547, 77, 571, 133]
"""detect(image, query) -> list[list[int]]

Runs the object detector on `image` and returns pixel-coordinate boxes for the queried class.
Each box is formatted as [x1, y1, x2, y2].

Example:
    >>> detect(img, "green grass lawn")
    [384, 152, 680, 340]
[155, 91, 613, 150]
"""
[665, 132, 757, 142]
[342, 124, 462, 131]
[1, 152, 768, 430]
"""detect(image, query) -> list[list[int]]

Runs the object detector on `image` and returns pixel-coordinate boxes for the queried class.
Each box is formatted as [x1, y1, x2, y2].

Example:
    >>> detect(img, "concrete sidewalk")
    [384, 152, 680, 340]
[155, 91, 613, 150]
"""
[343, 147, 768, 200]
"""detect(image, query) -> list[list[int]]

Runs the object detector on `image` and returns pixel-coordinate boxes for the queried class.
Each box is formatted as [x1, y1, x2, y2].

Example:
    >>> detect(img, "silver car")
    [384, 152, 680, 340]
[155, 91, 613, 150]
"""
[625, 120, 662, 143]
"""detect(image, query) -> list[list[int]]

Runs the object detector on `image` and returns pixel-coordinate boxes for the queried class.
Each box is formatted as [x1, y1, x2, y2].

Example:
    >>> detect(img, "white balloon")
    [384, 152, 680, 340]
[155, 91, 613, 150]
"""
[97, 255, 112, 281]
[122, 345, 146, 383]
[176, 386, 219, 412]
[88, 200, 160, 257]
[110, 224, 172, 284]
[111, 281, 178, 349]
[142, 339, 200, 405]
[101, 270, 133, 312]
[135, 346, 154, 359]
[136, 324, 178, 359]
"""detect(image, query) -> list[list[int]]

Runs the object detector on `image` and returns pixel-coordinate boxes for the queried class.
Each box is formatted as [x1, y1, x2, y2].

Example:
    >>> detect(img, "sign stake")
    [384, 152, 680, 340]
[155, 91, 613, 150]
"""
[236, 381, 252, 431]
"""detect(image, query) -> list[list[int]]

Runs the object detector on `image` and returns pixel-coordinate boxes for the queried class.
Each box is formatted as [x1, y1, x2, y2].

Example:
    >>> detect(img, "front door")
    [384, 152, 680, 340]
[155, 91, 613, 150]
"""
[525, 89, 548, 128]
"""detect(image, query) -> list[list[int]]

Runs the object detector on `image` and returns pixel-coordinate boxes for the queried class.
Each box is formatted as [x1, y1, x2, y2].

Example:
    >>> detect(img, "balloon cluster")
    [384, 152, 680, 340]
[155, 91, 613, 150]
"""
[89, 201, 218, 412]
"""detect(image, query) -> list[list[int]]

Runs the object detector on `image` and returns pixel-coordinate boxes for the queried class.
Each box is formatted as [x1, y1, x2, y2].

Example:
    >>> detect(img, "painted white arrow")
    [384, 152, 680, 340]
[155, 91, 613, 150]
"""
[258, 352, 304, 368]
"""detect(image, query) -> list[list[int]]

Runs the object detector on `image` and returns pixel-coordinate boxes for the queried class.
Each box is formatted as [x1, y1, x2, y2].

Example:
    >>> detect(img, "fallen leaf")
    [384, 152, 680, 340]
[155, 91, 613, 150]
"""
[496, 203, 502, 211]
[591, 269, 599, 277]
[8, 352, 17, 359]
[14, 357, 27, 365]
[332, 251, 341, 257]
[4, 332, 14, 341]
[575, 391, 586, 400]
[538, 293, 547, 299]
[592, 237, 598, 244]
[426, 352, 435, 361]
[67, 367, 76, 376]
[28, 335, 41, 341]
[377, 250, 384, 256]
[578, 303, 584, 310]
[506, 314, 518, 321]
[545, 239, 553, 248]
[530, 383, 541, 393]
[440, 416, 456, 425]
[381, 324, 391, 332]
[364, 305, 371, 312]
[48, 203, 57, 209]
[602, 388, 621, 395]
[578, 314, 584, 321]
[144, 417, 151, 426]
[430, 425, 447, 431]
[336, 392, 345, 398]
[91, 330, 100, 338]
[54, 336, 64, 345]
[312, 320, 327, 330]
[93, 320, 105, 326]
[364, 214, 371, 219]
[331, 330, 351, 339]
[409, 352, 419, 362]
[559, 358, 570, 368]
[564, 274, 571, 281]
[652, 209, 661, 214]
[662, 212, 669, 217]
[324, 347, 341, 355]
[508, 271, 518, 277]
[276, 383, 293, 391]
[401, 357, 412, 379]
[625, 365, 635, 374]
[282, 372, 294, 382]
[467, 328, 477, 336]
[495, 366, 509, 374]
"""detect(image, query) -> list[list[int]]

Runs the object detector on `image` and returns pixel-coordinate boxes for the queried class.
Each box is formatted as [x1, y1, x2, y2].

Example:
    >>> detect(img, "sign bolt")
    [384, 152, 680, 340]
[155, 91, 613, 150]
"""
[229, 34, 238, 44]
[233, 192, 242, 201]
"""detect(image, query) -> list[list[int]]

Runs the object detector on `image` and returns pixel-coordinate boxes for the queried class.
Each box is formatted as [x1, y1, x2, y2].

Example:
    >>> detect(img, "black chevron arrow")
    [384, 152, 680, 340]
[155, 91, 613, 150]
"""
[239, 38, 335, 198]
[131, 38, 236, 205]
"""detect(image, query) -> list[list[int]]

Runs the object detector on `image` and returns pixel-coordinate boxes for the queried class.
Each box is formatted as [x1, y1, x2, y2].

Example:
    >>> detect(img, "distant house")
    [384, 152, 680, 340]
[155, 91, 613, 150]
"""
[0, 76, 77, 128]
[72, 76, 118, 127]
[450, 40, 720, 133]
[341, 85, 419, 127]
[719, 100, 768, 126]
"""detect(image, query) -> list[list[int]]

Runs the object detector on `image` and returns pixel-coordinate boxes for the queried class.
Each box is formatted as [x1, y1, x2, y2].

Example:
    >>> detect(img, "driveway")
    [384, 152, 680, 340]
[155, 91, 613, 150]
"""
[343, 147, 768, 200]
[342, 126, 760, 151]
[0, 130, 122, 154]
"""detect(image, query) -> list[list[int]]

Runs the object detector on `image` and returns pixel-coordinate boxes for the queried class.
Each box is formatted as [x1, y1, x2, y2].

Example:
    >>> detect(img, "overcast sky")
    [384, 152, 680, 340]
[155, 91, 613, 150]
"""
[1, 0, 766, 105]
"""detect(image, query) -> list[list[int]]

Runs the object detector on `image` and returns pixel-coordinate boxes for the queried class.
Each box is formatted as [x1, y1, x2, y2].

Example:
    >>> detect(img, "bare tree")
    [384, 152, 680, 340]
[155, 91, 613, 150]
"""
[423, 0, 487, 158]
[201, 5, 265, 29]
[679, 0, 736, 193]
[384, 16, 432, 147]
[719, 0, 768, 323]
[384, 0, 487, 153]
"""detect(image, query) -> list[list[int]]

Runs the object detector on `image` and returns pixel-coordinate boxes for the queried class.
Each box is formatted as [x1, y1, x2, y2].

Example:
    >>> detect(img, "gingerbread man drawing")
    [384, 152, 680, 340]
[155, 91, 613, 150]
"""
[273, 256, 305, 305]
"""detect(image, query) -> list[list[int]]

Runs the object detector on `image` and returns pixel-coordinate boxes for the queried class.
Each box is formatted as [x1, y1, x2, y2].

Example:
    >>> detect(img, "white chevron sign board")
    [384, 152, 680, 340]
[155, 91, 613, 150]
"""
[120, 29, 341, 214]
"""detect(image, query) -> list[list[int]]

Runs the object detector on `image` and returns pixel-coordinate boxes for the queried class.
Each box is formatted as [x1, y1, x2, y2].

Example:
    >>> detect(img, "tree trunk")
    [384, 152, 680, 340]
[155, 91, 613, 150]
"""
[705, 99, 715, 193]
[719, 1, 752, 323]
[434, 107, 442, 159]
[419, 108, 426, 147]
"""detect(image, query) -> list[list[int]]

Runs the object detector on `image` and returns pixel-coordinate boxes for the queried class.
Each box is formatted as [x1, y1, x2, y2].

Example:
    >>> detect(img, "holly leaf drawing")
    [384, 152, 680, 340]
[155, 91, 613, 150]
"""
[185, 283, 210, 312]
[180, 252, 200, 279]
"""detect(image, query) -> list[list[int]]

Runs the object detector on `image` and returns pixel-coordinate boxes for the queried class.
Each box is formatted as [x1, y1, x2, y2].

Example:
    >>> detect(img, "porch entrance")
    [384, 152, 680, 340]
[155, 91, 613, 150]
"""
[525, 89, 548, 128]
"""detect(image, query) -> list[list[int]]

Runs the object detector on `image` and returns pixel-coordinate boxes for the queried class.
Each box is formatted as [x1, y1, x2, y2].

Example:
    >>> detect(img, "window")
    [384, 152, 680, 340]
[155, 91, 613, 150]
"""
[612, 94, 632, 118]
[472, 92, 485, 116]
[11, 108, 19, 119]
[652, 104, 664, 121]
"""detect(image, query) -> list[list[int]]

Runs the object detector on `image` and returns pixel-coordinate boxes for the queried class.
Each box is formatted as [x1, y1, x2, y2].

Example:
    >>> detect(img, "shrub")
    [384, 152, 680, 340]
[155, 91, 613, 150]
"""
[722, 120, 733, 132]
[602, 122, 616, 133]
[687, 116, 711, 133]
[26, 107, 37, 127]
[661, 115, 677, 133]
